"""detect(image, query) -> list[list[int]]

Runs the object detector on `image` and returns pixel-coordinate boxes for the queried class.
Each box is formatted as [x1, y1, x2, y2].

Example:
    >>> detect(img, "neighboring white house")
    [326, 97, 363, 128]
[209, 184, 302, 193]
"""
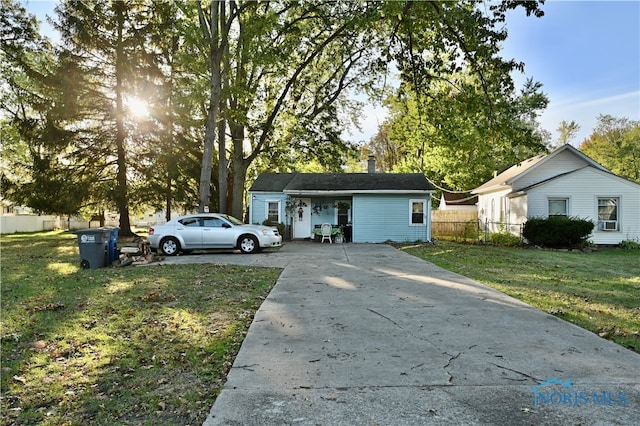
[471, 144, 640, 245]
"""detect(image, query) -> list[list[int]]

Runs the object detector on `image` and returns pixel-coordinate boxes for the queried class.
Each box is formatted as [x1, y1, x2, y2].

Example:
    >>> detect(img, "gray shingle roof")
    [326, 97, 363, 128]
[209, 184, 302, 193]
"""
[250, 173, 297, 192]
[249, 173, 434, 193]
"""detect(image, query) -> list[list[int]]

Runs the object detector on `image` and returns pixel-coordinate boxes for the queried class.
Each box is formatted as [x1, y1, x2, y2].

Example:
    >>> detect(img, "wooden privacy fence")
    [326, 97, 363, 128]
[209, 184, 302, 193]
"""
[431, 210, 479, 241]
[431, 211, 525, 243]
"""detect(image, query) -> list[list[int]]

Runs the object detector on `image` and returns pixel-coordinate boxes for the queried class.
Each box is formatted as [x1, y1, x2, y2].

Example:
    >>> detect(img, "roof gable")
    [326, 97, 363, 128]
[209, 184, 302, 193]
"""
[472, 154, 546, 194]
[472, 145, 610, 195]
[510, 165, 640, 196]
[249, 173, 434, 193]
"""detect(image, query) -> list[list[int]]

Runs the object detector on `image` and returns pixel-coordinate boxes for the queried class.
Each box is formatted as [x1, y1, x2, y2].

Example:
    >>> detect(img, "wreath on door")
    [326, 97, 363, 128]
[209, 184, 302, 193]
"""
[296, 200, 307, 221]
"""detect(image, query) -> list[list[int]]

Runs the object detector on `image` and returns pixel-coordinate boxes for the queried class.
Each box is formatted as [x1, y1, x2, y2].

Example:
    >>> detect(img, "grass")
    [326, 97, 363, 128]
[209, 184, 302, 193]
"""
[0, 231, 281, 425]
[3, 233, 638, 424]
[401, 241, 640, 353]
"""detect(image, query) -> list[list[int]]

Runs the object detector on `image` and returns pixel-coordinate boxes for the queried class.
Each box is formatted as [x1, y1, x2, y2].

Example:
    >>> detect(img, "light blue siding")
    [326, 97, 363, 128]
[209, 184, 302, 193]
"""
[352, 194, 431, 243]
[250, 192, 432, 243]
[249, 193, 288, 225]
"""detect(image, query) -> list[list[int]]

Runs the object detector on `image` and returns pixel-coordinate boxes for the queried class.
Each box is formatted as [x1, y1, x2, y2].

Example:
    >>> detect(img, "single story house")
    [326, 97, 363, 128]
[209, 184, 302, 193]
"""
[248, 160, 435, 243]
[472, 144, 640, 245]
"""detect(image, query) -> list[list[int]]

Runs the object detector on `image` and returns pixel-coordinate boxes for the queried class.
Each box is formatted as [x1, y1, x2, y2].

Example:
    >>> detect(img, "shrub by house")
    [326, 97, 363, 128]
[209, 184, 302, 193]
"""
[523, 216, 594, 249]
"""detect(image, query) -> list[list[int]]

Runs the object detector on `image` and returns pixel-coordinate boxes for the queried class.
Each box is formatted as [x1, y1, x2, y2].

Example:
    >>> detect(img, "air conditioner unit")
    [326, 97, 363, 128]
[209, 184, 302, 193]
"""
[599, 220, 618, 231]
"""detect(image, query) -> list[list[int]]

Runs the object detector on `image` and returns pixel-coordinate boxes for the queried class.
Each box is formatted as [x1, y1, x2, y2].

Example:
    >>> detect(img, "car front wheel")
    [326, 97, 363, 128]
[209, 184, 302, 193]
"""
[238, 235, 258, 254]
[160, 237, 181, 256]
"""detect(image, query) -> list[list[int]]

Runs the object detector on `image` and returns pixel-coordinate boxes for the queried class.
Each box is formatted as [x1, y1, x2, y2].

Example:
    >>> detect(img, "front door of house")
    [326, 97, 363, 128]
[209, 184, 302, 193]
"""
[293, 198, 311, 239]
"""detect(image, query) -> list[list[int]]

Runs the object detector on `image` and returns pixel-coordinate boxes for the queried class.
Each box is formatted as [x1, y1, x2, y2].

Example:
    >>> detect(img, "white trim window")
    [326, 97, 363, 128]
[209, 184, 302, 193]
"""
[548, 198, 569, 217]
[597, 197, 619, 231]
[266, 200, 281, 224]
[410, 199, 427, 226]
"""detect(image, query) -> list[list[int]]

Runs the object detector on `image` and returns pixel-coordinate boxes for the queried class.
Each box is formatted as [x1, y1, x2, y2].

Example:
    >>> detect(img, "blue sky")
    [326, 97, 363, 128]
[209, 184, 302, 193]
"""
[24, 1, 640, 147]
[501, 0, 640, 146]
[355, 1, 640, 146]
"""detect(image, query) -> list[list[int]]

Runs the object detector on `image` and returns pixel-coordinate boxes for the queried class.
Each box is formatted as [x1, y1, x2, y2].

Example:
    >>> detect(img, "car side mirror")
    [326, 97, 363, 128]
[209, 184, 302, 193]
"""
[222, 223, 231, 229]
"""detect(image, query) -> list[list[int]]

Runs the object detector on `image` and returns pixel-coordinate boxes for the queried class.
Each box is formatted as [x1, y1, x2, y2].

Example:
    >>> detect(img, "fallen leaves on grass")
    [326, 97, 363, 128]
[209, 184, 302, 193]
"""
[2, 233, 281, 425]
[141, 289, 177, 302]
[30, 303, 66, 312]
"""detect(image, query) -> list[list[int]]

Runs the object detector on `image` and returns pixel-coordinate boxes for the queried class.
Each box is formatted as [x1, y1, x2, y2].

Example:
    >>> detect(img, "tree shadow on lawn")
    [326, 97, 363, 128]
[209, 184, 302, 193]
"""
[1, 234, 280, 425]
[402, 243, 640, 353]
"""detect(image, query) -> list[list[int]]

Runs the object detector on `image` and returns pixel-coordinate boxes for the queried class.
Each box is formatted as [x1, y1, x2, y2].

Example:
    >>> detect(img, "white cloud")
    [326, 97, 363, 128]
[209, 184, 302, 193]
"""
[553, 90, 640, 111]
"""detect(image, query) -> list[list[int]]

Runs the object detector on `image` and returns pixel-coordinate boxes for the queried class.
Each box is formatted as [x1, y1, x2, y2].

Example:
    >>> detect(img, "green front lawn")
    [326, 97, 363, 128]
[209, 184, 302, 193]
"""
[0, 231, 281, 425]
[401, 241, 640, 353]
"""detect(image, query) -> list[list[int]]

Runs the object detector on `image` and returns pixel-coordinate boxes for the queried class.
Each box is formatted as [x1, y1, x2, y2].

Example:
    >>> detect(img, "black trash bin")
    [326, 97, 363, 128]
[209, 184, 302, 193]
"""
[74, 227, 119, 269]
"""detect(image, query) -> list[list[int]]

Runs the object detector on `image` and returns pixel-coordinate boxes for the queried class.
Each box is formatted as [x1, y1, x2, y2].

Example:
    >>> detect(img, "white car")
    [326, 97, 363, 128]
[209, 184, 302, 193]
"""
[148, 213, 282, 255]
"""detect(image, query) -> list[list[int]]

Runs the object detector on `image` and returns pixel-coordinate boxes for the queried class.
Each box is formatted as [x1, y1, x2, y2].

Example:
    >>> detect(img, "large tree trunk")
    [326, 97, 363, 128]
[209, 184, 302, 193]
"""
[217, 115, 228, 214]
[229, 123, 248, 220]
[165, 104, 174, 222]
[230, 157, 248, 221]
[217, 1, 230, 215]
[198, 95, 218, 212]
[114, 2, 132, 236]
[197, 1, 223, 213]
[165, 34, 178, 222]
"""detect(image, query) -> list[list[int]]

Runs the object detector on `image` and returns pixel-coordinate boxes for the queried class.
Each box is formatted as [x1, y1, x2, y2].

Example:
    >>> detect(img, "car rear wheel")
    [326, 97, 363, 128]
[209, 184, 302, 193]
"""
[238, 235, 258, 254]
[160, 237, 180, 256]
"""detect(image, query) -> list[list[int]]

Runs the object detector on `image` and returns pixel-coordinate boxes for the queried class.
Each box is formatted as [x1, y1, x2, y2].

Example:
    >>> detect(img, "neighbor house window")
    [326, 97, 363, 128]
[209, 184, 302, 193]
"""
[548, 198, 568, 216]
[266, 201, 280, 224]
[410, 199, 426, 225]
[597, 197, 619, 231]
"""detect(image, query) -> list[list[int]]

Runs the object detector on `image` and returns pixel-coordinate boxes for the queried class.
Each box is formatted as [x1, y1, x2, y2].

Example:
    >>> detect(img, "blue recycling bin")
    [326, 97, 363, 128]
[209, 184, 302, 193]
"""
[74, 227, 119, 269]
[107, 227, 119, 263]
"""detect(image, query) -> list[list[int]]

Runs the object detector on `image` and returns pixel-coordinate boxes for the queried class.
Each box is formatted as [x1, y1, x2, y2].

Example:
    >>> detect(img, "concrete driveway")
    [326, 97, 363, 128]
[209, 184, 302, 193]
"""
[160, 242, 640, 425]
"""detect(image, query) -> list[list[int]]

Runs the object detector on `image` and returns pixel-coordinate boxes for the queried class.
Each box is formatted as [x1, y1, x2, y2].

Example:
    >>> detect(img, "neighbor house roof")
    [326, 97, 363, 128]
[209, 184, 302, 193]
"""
[472, 144, 609, 195]
[249, 173, 434, 195]
[441, 191, 478, 206]
[508, 165, 640, 198]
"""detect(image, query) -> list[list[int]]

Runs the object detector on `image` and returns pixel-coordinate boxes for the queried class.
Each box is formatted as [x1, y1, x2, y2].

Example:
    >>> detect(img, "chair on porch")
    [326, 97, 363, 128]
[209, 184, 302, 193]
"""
[320, 223, 333, 243]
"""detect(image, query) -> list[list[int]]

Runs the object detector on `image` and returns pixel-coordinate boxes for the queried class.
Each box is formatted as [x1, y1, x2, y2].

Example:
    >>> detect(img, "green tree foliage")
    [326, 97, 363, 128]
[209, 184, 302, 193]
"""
[361, 124, 400, 173]
[52, 0, 209, 233]
[52, 0, 156, 235]
[2, 0, 548, 224]
[193, 1, 372, 218]
[0, 0, 93, 215]
[361, 1, 550, 192]
[580, 115, 640, 183]
[553, 120, 581, 148]
[366, 75, 549, 192]
[129, 1, 205, 220]
[3, 0, 210, 226]
[192, 0, 546, 218]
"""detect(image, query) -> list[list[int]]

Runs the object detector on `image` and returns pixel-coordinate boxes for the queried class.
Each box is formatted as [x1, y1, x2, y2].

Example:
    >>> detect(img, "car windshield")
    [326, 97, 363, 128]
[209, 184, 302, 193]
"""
[219, 214, 245, 226]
